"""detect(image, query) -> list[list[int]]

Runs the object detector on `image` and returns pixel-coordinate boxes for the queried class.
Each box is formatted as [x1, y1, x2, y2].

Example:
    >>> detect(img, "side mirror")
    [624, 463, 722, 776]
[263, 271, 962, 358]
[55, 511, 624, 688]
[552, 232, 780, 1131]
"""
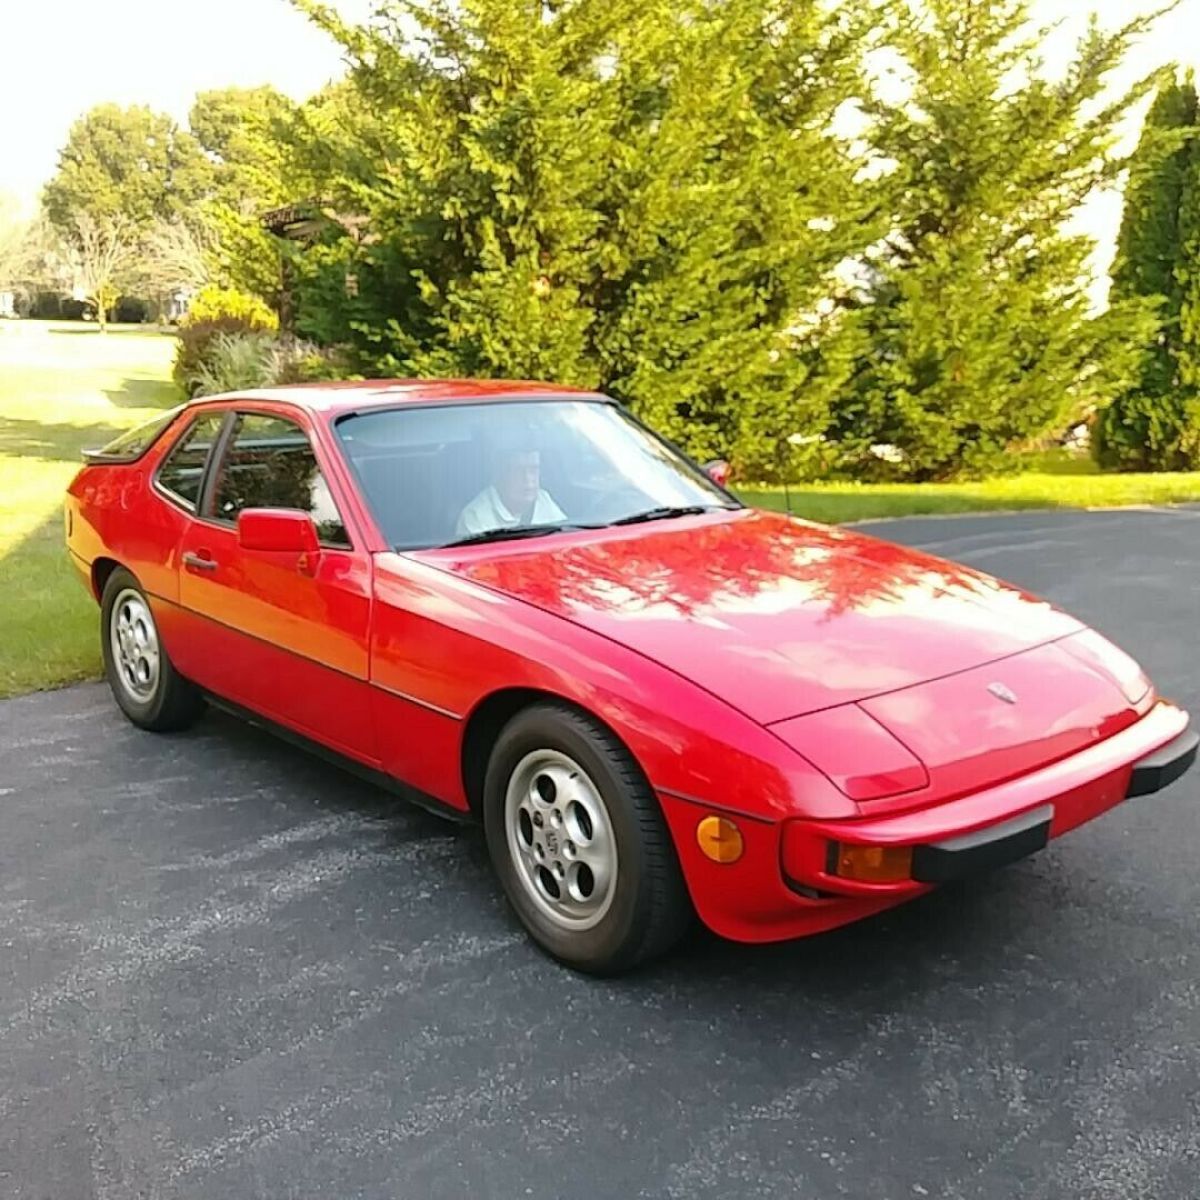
[237, 508, 320, 554]
[702, 459, 732, 488]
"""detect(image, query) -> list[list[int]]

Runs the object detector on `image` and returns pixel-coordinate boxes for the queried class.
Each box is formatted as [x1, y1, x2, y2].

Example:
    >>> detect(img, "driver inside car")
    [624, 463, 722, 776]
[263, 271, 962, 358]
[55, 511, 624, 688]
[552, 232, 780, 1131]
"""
[455, 433, 566, 539]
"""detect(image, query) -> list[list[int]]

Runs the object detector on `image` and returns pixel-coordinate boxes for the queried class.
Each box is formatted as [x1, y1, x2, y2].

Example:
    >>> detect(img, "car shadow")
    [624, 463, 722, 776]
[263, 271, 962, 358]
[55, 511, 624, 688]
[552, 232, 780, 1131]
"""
[176, 702, 1060, 1012]
[181, 702, 470, 840]
[654, 873, 1030, 985]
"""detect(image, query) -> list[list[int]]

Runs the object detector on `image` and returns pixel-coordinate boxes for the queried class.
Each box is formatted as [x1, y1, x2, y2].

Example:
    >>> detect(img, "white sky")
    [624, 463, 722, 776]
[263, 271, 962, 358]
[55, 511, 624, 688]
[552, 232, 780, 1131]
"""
[2, 0, 1197, 282]
[0, 0, 372, 209]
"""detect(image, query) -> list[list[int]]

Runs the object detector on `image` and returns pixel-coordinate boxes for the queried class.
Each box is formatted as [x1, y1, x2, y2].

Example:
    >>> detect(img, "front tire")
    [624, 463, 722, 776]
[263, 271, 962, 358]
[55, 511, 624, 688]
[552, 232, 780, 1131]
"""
[483, 703, 691, 974]
[100, 567, 204, 731]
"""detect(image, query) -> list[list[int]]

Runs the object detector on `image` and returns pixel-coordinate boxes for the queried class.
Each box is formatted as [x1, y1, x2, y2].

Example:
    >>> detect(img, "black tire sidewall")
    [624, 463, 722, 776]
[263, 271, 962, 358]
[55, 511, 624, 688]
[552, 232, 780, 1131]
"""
[483, 705, 669, 972]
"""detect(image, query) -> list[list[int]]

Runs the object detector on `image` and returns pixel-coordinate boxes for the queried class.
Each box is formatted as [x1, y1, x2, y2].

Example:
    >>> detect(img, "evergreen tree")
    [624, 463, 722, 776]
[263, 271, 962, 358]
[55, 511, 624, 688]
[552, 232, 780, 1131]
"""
[1176, 91, 1200, 459]
[290, 0, 880, 474]
[1096, 72, 1199, 469]
[831, 1, 1163, 481]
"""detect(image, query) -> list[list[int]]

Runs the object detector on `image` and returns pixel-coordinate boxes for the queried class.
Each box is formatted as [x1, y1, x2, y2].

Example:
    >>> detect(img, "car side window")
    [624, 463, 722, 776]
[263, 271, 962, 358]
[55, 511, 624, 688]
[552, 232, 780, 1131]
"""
[207, 413, 351, 549]
[156, 413, 227, 510]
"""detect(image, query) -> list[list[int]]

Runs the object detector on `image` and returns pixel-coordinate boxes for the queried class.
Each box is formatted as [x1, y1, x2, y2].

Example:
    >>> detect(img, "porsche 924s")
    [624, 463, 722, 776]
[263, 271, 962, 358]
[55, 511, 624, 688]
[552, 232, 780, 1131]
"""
[65, 381, 1197, 972]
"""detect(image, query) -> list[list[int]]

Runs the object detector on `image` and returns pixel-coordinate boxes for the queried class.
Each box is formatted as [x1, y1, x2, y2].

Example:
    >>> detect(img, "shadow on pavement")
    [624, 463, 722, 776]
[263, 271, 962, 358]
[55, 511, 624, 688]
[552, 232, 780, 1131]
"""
[178, 696, 1042, 1010]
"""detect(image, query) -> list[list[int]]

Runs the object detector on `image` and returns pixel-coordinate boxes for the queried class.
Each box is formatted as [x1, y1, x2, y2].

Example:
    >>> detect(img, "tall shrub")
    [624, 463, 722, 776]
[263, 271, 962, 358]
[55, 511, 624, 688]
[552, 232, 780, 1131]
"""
[174, 285, 279, 395]
[1176, 87, 1200, 463]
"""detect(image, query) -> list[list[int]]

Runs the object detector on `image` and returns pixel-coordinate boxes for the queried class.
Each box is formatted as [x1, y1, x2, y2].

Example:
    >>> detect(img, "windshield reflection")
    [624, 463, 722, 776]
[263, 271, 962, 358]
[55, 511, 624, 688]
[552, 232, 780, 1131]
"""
[336, 398, 736, 550]
[457, 511, 995, 622]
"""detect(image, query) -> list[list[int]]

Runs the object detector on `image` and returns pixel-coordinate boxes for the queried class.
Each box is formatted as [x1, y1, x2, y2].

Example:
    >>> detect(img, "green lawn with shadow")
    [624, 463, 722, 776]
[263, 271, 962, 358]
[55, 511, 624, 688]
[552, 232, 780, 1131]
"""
[0, 321, 179, 696]
[2, 317, 1199, 697]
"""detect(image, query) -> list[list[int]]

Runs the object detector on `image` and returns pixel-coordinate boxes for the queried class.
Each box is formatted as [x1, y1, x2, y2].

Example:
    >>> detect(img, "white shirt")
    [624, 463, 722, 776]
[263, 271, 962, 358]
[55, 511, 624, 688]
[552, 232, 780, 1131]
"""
[455, 485, 566, 539]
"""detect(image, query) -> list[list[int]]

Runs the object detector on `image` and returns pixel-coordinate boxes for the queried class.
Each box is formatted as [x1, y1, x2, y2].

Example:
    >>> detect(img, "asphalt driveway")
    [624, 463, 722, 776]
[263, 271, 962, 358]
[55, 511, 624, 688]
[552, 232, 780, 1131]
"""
[2, 508, 1199, 1199]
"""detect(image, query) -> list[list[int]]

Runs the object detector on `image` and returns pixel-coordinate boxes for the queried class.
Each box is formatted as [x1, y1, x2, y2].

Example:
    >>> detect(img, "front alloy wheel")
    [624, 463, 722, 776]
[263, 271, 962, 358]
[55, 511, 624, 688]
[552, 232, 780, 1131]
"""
[505, 748, 619, 932]
[484, 702, 691, 974]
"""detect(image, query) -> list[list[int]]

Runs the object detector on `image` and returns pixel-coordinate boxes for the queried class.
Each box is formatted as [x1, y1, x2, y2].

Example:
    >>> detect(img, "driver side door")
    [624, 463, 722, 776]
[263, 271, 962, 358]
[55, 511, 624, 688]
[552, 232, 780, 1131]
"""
[176, 408, 377, 766]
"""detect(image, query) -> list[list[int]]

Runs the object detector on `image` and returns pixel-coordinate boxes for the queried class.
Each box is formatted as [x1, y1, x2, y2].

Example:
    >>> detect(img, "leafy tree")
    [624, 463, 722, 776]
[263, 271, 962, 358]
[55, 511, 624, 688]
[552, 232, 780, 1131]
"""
[289, 0, 881, 474]
[189, 87, 295, 186]
[287, 79, 391, 197]
[187, 87, 300, 298]
[1095, 72, 1199, 469]
[42, 104, 210, 233]
[826, 1, 1164, 481]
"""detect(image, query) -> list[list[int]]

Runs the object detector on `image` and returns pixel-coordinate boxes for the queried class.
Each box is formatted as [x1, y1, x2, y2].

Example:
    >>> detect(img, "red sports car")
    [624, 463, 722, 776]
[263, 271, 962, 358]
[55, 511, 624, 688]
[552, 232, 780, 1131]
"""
[66, 381, 1197, 973]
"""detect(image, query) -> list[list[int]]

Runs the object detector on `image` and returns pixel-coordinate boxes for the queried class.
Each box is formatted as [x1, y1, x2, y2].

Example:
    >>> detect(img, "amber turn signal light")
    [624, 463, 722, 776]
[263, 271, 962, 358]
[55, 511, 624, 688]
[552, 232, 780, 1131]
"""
[697, 815, 744, 863]
[832, 842, 913, 883]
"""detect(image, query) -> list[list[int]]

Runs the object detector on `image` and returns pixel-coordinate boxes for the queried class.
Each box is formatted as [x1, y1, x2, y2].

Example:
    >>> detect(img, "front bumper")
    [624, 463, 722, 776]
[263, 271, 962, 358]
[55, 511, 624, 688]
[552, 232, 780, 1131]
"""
[907, 724, 1198, 884]
[909, 803, 1055, 884]
[658, 701, 1195, 944]
[1127, 726, 1200, 797]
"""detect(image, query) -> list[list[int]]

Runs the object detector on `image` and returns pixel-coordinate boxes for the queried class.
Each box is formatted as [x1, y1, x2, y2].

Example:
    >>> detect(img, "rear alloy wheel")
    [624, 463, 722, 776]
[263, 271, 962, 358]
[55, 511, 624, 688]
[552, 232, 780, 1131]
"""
[483, 703, 691, 974]
[100, 568, 204, 732]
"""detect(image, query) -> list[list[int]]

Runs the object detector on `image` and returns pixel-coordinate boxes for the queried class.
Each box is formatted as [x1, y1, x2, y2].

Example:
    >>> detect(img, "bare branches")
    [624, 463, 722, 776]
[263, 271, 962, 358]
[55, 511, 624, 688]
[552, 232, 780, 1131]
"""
[0, 200, 41, 293]
[134, 219, 214, 299]
[43, 213, 140, 330]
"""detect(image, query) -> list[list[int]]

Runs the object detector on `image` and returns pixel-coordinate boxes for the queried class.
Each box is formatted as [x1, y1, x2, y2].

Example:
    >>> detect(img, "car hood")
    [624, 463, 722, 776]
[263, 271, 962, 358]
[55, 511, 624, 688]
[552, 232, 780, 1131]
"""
[438, 509, 1084, 725]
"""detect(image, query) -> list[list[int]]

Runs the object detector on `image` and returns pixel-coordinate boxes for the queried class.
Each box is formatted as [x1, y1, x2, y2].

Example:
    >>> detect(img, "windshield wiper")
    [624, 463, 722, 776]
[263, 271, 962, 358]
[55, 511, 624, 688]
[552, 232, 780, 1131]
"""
[442, 522, 601, 548]
[443, 505, 731, 546]
[609, 504, 725, 527]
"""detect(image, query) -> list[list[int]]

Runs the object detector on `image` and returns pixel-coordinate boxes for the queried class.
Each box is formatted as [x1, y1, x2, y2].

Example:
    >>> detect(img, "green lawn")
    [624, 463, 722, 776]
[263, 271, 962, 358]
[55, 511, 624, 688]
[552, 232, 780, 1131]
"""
[2, 319, 1199, 698]
[0, 320, 179, 697]
[739, 465, 1200, 525]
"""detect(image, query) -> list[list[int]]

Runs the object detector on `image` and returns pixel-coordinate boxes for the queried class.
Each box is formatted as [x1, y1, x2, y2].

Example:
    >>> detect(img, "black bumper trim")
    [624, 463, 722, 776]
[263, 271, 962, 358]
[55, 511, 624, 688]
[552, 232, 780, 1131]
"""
[911, 804, 1053, 884]
[1127, 725, 1199, 798]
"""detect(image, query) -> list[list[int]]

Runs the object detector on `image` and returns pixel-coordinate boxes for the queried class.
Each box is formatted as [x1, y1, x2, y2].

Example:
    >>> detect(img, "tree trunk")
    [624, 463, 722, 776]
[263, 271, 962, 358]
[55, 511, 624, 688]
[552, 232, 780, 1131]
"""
[95, 298, 107, 333]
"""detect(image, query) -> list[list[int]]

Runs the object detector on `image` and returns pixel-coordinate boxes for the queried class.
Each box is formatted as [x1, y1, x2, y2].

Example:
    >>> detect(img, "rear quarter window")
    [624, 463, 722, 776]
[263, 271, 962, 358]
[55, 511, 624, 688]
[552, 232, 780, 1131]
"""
[83, 406, 186, 463]
[156, 413, 228, 510]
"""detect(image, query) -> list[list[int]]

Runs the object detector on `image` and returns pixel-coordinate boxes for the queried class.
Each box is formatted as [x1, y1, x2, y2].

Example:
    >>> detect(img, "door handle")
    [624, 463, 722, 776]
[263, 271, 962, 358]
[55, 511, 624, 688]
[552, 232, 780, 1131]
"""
[182, 551, 217, 571]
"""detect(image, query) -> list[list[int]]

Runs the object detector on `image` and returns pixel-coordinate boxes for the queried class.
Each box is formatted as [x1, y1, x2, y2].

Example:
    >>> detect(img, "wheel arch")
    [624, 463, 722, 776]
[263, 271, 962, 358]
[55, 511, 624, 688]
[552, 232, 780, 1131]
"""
[91, 556, 124, 601]
[460, 686, 647, 819]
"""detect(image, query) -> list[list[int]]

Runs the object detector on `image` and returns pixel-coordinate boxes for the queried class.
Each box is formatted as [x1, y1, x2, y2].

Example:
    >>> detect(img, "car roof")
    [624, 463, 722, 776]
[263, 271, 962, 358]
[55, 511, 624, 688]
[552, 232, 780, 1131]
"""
[203, 379, 606, 416]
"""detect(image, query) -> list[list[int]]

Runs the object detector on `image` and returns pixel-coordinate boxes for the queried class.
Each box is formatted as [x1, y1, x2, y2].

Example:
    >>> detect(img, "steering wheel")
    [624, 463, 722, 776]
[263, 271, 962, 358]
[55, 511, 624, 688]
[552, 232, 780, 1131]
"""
[571, 481, 647, 525]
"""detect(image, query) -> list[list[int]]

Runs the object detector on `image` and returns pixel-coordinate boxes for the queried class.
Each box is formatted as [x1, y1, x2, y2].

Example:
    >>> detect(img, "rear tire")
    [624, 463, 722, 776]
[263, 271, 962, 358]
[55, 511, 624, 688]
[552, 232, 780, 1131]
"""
[483, 702, 691, 974]
[100, 567, 204, 732]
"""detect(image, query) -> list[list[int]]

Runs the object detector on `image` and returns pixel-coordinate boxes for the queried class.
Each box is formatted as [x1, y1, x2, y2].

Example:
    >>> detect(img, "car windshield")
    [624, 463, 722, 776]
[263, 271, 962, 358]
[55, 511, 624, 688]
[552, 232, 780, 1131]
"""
[335, 397, 739, 550]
